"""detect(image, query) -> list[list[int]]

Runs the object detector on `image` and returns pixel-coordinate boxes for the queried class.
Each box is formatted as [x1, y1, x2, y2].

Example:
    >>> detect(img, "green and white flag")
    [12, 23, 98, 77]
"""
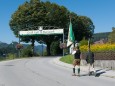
[67, 21, 75, 47]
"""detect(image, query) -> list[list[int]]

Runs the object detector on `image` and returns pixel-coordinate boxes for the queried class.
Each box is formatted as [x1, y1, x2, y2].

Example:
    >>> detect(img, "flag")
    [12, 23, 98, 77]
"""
[67, 21, 75, 47]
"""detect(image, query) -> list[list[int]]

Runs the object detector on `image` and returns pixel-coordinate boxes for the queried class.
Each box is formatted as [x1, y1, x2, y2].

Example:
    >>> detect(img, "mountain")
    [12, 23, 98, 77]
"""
[0, 41, 9, 48]
[34, 44, 46, 55]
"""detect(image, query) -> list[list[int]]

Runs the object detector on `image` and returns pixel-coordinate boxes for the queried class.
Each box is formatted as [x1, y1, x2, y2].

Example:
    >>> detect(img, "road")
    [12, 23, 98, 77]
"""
[0, 57, 115, 86]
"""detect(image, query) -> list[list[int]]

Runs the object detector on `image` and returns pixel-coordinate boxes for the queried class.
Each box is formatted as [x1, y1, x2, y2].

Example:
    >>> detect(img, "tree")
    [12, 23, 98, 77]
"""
[35, 1, 70, 55]
[50, 41, 62, 55]
[9, 0, 94, 56]
[108, 27, 115, 44]
[0, 42, 18, 57]
[71, 15, 95, 42]
[79, 38, 88, 46]
[9, 0, 69, 56]
[21, 45, 33, 57]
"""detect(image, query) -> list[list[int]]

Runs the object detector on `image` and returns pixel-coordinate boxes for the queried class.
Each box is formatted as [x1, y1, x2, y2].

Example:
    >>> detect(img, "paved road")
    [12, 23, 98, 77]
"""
[0, 57, 115, 86]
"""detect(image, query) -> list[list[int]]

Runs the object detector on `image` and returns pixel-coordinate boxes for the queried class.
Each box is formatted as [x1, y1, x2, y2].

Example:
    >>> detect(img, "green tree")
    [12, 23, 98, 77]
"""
[50, 41, 62, 55]
[9, 0, 69, 56]
[21, 45, 33, 57]
[9, 0, 94, 56]
[72, 15, 95, 42]
[79, 38, 88, 46]
[108, 27, 115, 44]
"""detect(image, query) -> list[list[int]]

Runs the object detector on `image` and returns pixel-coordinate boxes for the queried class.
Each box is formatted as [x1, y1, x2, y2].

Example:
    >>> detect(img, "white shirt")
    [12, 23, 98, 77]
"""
[72, 50, 76, 55]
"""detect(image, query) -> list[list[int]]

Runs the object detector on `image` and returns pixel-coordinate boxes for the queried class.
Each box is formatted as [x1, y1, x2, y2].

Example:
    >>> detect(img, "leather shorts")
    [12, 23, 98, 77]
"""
[73, 59, 80, 66]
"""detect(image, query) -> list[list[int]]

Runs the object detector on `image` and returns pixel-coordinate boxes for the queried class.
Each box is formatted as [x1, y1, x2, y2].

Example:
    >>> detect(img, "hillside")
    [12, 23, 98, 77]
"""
[0, 41, 46, 56]
[0, 41, 9, 48]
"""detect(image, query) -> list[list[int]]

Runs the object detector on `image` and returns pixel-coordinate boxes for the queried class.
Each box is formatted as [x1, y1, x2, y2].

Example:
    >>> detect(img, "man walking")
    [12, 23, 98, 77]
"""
[86, 49, 96, 76]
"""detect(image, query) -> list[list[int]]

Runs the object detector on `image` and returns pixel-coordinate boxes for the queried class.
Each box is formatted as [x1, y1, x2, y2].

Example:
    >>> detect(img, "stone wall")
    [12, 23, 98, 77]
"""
[81, 51, 115, 70]
[81, 60, 115, 70]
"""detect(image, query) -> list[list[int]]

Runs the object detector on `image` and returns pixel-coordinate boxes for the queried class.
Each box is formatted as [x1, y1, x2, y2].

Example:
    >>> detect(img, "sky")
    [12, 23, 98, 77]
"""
[0, 0, 115, 44]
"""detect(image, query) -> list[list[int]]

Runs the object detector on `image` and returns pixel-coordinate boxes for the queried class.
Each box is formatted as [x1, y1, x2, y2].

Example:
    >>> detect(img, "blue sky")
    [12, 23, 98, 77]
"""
[0, 0, 115, 44]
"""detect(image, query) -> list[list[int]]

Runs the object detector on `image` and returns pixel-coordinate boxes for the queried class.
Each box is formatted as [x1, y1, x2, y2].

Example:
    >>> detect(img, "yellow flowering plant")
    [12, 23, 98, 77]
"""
[80, 43, 115, 52]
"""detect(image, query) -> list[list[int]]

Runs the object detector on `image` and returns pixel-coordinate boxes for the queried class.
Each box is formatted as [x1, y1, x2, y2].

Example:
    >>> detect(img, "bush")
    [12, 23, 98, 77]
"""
[21, 46, 33, 57]
[7, 53, 15, 59]
[43, 49, 47, 56]
[50, 41, 62, 55]
[79, 38, 88, 46]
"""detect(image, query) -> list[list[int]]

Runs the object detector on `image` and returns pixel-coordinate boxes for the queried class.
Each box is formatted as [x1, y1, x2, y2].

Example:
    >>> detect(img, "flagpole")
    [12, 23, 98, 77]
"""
[69, 14, 75, 47]
[67, 13, 75, 49]
[69, 14, 72, 25]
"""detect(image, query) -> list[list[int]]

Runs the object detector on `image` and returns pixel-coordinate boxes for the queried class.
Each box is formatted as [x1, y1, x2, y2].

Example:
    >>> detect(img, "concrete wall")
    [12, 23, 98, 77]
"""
[81, 60, 115, 70]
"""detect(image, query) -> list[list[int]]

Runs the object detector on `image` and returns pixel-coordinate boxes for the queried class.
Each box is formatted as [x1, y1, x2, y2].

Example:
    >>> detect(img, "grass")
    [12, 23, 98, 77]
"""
[60, 54, 74, 64]
[0, 57, 6, 61]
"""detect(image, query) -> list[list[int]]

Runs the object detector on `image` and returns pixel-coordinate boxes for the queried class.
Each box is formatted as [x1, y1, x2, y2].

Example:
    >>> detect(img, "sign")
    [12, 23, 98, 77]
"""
[19, 29, 63, 36]
[59, 43, 67, 49]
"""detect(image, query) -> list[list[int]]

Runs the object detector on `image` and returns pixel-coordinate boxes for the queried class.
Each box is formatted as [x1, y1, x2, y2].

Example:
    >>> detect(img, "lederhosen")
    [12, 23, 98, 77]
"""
[73, 50, 81, 66]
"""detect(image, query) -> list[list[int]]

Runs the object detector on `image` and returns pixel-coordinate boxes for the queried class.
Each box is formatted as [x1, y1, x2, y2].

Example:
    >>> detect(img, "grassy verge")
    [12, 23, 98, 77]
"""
[60, 54, 74, 64]
[0, 57, 6, 61]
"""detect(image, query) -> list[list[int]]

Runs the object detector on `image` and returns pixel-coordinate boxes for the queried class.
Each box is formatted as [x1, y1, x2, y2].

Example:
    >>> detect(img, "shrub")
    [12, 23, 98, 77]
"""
[7, 53, 15, 59]
[21, 46, 33, 57]
[50, 41, 62, 55]
[79, 38, 88, 46]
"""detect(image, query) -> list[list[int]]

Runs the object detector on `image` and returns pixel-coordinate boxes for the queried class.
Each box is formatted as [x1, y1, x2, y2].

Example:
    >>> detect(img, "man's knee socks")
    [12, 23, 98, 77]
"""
[73, 68, 75, 73]
[78, 68, 80, 74]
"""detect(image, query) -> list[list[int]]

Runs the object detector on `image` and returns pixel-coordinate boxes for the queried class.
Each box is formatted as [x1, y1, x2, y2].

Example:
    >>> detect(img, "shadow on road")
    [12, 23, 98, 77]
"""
[95, 69, 106, 77]
[79, 69, 108, 77]
[3, 64, 14, 66]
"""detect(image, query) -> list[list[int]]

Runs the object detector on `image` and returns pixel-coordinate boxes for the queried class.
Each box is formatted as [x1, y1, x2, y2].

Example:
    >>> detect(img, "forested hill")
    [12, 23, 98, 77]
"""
[0, 41, 9, 48]
[0, 41, 46, 57]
